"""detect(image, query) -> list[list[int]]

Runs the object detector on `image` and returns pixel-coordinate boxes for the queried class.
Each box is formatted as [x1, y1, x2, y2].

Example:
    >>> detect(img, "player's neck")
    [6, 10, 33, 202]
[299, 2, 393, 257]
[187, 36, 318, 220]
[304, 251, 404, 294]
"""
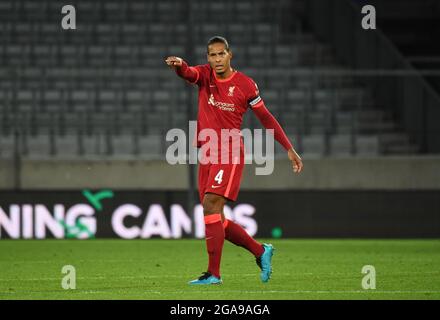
[215, 67, 235, 80]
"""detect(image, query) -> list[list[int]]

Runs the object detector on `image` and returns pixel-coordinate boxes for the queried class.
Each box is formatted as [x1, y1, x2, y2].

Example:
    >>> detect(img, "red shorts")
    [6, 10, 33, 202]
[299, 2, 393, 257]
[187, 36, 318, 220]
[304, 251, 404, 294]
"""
[198, 144, 245, 203]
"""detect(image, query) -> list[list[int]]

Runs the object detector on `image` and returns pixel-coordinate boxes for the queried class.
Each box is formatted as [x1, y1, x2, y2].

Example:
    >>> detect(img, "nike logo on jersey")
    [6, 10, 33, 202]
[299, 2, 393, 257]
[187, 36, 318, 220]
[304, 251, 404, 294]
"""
[211, 185, 222, 189]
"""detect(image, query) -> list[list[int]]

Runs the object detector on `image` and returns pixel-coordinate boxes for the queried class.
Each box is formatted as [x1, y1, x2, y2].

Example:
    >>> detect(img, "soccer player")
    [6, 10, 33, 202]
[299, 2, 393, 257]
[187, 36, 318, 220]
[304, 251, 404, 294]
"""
[165, 36, 303, 285]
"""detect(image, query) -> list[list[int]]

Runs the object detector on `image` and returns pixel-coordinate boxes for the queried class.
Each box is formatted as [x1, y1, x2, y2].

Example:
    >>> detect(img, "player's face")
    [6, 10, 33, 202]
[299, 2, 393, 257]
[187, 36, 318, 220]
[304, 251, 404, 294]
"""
[207, 43, 232, 75]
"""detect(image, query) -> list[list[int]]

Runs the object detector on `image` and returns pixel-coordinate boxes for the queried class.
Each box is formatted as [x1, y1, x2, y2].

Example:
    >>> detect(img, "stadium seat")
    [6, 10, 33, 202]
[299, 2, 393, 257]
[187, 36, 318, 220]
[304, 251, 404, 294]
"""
[356, 135, 380, 156]
[0, 134, 15, 158]
[138, 134, 163, 158]
[54, 134, 79, 158]
[112, 134, 135, 156]
[22, 134, 53, 158]
[330, 134, 352, 157]
[301, 134, 325, 157]
[0, 0, 416, 159]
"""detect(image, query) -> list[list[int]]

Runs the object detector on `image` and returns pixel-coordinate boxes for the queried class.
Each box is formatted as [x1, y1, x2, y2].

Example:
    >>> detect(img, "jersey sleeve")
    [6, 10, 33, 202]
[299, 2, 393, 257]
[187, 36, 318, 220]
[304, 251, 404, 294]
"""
[252, 103, 294, 150]
[244, 77, 293, 150]
[243, 77, 264, 109]
[175, 62, 208, 86]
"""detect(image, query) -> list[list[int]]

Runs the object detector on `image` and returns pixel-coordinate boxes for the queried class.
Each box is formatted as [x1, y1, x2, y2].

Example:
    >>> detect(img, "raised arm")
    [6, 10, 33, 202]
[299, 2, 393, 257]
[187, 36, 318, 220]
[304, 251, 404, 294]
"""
[165, 56, 199, 84]
[252, 103, 303, 173]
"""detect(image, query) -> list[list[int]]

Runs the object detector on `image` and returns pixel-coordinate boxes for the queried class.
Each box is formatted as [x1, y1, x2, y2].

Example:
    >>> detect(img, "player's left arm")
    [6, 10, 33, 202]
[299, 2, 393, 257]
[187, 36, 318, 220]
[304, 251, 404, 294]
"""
[251, 102, 303, 173]
[244, 78, 303, 173]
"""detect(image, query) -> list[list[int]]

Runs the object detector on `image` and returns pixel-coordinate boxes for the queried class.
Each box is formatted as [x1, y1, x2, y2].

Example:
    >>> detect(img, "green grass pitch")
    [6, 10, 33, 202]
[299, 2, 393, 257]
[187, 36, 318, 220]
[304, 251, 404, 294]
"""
[0, 239, 439, 299]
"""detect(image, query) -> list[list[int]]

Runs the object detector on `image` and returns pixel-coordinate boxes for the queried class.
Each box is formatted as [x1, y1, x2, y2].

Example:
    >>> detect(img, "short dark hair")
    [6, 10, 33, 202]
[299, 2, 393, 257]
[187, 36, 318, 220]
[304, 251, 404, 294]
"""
[207, 36, 230, 53]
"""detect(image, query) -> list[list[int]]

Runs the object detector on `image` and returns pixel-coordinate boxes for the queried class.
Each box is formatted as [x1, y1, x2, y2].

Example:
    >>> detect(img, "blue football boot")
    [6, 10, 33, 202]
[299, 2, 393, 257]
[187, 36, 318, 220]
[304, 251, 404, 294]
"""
[188, 272, 222, 285]
[255, 243, 275, 283]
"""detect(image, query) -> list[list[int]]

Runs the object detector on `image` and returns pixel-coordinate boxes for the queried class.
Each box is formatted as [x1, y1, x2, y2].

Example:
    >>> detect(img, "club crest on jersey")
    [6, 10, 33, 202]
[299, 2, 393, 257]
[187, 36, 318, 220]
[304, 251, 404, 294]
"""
[228, 86, 236, 97]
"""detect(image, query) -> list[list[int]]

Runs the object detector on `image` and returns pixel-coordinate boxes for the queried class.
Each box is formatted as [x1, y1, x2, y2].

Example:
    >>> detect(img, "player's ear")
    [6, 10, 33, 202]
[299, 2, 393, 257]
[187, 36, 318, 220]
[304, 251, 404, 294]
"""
[229, 50, 233, 60]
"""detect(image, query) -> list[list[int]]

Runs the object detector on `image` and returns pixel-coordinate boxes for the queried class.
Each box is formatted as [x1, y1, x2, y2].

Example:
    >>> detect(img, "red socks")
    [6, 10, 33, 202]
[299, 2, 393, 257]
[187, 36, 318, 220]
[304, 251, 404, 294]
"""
[224, 219, 264, 257]
[204, 213, 225, 278]
[203, 215, 264, 278]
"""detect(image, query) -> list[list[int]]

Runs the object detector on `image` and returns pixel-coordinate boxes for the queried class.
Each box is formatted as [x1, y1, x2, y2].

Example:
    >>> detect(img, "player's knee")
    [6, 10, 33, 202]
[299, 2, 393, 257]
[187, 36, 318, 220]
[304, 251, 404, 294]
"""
[202, 193, 225, 214]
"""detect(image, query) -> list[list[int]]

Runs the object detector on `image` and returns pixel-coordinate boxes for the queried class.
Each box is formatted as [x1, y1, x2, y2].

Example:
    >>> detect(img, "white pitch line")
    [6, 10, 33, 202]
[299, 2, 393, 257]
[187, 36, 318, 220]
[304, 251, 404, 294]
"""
[2, 270, 438, 282]
[0, 274, 293, 281]
[1, 290, 440, 296]
[135, 290, 440, 294]
[0, 259, 143, 264]
[78, 290, 440, 295]
[0, 276, 106, 281]
[0, 271, 438, 282]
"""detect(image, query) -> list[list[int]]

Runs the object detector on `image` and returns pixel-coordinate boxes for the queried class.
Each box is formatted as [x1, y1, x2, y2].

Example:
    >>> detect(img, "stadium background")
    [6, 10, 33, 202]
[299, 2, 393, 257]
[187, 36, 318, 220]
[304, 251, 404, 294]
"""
[1, 0, 439, 239]
[0, 0, 440, 301]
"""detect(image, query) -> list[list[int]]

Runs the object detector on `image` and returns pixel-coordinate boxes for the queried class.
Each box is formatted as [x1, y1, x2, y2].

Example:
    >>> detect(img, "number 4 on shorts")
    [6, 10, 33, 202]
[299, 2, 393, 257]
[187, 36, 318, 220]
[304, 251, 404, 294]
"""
[214, 170, 224, 184]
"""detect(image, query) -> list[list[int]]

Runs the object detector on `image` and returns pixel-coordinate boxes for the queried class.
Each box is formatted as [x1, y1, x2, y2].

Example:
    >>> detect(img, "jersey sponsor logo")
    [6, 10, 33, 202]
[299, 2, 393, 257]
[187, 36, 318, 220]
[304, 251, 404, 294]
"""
[211, 185, 222, 189]
[208, 93, 215, 105]
[228, 86, 236, 96]
[249, 96, 262, 107]
[208, 93, 236, 112]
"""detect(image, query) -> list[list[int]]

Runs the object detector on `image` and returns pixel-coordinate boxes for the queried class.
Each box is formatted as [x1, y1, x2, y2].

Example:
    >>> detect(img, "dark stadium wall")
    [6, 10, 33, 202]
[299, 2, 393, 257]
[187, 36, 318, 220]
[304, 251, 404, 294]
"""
[2, 157, 440, 190]
[1, 190, 439, 239]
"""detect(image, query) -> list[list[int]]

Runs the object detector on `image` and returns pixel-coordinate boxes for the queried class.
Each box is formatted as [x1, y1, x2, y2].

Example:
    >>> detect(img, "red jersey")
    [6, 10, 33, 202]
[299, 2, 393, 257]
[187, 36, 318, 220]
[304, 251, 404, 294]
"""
[176, 61, 293, 153]
[192, 64, 262, 138]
